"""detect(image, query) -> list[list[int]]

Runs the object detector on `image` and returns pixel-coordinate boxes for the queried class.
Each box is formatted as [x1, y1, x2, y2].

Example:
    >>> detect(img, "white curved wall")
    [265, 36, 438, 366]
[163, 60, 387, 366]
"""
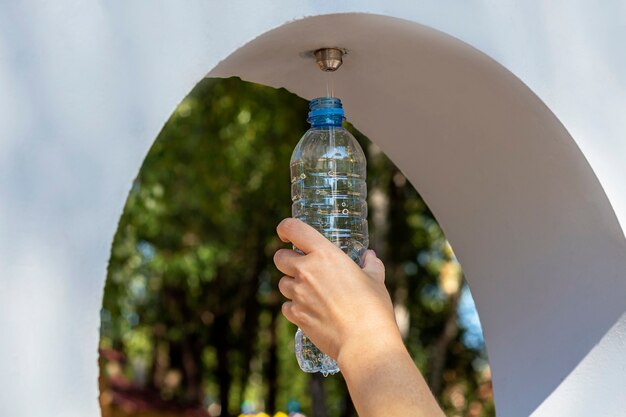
[1, 3, 625, 417]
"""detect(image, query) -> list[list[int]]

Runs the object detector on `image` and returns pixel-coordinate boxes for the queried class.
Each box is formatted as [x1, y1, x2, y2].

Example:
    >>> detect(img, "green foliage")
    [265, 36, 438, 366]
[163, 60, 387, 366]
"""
[100, 77, 493, 417]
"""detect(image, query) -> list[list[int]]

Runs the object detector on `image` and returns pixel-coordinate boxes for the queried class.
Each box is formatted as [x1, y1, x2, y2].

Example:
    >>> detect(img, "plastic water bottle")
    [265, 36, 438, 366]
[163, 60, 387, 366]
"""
[290, 97, 369, 375]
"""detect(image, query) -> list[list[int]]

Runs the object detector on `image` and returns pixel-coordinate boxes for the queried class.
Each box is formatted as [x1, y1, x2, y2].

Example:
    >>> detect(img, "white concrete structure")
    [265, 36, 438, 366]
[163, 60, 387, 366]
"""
[1, 3, 625, 417]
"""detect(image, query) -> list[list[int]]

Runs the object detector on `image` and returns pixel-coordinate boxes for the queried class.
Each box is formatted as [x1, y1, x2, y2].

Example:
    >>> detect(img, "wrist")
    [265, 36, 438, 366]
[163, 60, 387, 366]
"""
[336, 325, 405, 372]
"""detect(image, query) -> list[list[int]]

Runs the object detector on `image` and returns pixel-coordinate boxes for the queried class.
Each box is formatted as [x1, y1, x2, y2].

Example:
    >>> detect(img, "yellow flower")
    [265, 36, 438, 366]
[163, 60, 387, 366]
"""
[273, 413, 289, 417]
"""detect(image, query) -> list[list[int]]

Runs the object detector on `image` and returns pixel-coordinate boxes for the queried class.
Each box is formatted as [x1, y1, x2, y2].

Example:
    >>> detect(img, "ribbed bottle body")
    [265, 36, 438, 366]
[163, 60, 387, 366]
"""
[290, 118, 368, 375]
[290, 127, 369, 265]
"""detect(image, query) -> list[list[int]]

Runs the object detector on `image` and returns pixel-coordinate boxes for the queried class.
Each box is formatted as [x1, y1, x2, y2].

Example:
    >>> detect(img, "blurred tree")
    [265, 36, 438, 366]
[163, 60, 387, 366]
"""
[100, 77, 493, 417]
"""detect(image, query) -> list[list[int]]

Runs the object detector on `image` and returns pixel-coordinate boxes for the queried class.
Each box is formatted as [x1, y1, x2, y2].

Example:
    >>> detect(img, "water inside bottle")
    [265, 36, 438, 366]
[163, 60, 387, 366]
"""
[290, 96, 368, 375]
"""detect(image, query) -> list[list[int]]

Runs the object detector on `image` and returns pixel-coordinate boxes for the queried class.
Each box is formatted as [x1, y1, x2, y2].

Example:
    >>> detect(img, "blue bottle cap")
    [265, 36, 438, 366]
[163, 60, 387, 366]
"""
[307, 97, 345, 126]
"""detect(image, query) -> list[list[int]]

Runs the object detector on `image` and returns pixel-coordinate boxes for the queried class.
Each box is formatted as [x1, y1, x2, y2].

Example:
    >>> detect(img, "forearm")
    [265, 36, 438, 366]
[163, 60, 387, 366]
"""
[337, 330, 445, 417]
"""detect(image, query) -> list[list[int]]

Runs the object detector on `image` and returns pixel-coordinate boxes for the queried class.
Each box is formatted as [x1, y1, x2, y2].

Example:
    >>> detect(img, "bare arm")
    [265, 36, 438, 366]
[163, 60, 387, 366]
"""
[273, 218, 445, 417]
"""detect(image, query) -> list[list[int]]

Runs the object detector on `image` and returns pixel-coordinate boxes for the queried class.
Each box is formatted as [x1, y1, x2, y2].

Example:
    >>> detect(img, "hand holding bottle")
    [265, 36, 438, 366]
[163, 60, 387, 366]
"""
[274, 218, 445, 417]
[273, 218, 398, 364]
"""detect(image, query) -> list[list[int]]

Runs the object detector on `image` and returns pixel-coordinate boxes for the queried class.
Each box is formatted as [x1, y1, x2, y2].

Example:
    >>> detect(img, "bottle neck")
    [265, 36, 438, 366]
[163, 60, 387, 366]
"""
[309, 114, 344, 128]
[307, 97, 345, 128]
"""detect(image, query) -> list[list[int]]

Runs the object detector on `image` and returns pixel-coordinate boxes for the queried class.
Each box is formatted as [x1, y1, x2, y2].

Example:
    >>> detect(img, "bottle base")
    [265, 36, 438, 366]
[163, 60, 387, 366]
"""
[294, 328, 340, 376]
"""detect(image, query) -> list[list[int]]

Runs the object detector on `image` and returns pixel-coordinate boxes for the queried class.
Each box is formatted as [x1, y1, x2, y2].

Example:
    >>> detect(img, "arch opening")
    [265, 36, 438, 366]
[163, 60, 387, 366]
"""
[99, 77, 492, 417]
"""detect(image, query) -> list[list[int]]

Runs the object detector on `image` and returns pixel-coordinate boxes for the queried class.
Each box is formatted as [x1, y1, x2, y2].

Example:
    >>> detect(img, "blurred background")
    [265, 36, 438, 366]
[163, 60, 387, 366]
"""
[98, 77, 494, 417]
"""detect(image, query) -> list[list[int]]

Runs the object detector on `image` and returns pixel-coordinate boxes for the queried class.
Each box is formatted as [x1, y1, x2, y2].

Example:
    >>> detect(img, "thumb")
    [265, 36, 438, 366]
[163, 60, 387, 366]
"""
[362, 249, 385, 283]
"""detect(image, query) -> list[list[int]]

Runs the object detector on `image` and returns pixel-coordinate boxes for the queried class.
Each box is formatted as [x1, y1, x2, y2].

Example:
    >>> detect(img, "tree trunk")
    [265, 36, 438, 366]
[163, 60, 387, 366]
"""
[239, 244, 264, 403]
[266, 306, 279, 414]
[214, 313, 232, 416]
[309, 373, 328, 417]
[150, 337, 168, 391]
[182, 333, 204, 405]
[428, 289, 461, 396]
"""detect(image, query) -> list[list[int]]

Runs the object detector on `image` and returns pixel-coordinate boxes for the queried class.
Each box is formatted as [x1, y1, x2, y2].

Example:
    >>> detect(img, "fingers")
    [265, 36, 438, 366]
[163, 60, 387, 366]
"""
[278, 275, 295, 300]
[276, 218, 334, 255]
[362, 249, 385, 283]
[281, 301, 296, 324]
[273, 248, 303, 276]
[282, 301, 310, 328]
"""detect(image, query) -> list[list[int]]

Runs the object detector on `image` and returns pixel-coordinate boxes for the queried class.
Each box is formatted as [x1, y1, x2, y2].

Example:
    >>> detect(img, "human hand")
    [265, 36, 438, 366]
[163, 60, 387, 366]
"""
[273, 218, 401, 363]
